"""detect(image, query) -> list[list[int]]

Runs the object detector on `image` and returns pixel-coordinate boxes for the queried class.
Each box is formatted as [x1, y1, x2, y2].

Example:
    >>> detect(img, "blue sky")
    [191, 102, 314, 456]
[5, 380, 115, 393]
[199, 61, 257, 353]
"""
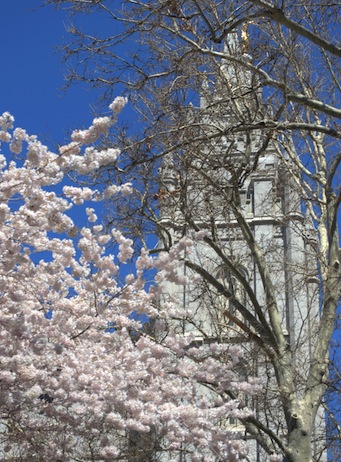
[0, 1, 96, 145]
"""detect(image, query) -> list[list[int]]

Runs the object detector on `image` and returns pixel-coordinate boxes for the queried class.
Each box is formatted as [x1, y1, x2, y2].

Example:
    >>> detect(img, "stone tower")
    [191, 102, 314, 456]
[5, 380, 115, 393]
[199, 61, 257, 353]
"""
[157, 29, 325, 462]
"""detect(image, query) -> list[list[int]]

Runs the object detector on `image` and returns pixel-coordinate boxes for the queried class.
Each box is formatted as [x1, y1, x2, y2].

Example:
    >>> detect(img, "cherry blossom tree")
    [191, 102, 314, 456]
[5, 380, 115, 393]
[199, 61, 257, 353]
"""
[0, 99, 258, 461]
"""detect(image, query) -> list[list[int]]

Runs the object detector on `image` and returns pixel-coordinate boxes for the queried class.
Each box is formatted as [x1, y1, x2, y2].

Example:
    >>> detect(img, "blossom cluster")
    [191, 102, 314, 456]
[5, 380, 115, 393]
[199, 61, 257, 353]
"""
[0, 99, 260, 461]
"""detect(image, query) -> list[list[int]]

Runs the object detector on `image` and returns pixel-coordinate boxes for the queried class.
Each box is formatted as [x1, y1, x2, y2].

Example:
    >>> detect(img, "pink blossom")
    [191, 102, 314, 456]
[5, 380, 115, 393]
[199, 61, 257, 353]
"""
[0, 111, 14, 130]
[109, 96, 128, 113]
[10, 127, 27, 154]
[269, 455, 283, 462]
[0, 102, 257, 462]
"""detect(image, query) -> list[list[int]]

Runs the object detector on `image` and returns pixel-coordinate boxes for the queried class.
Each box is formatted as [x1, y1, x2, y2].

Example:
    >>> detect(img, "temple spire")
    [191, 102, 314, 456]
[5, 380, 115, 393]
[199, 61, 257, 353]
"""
[241, 23, 250, 54]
